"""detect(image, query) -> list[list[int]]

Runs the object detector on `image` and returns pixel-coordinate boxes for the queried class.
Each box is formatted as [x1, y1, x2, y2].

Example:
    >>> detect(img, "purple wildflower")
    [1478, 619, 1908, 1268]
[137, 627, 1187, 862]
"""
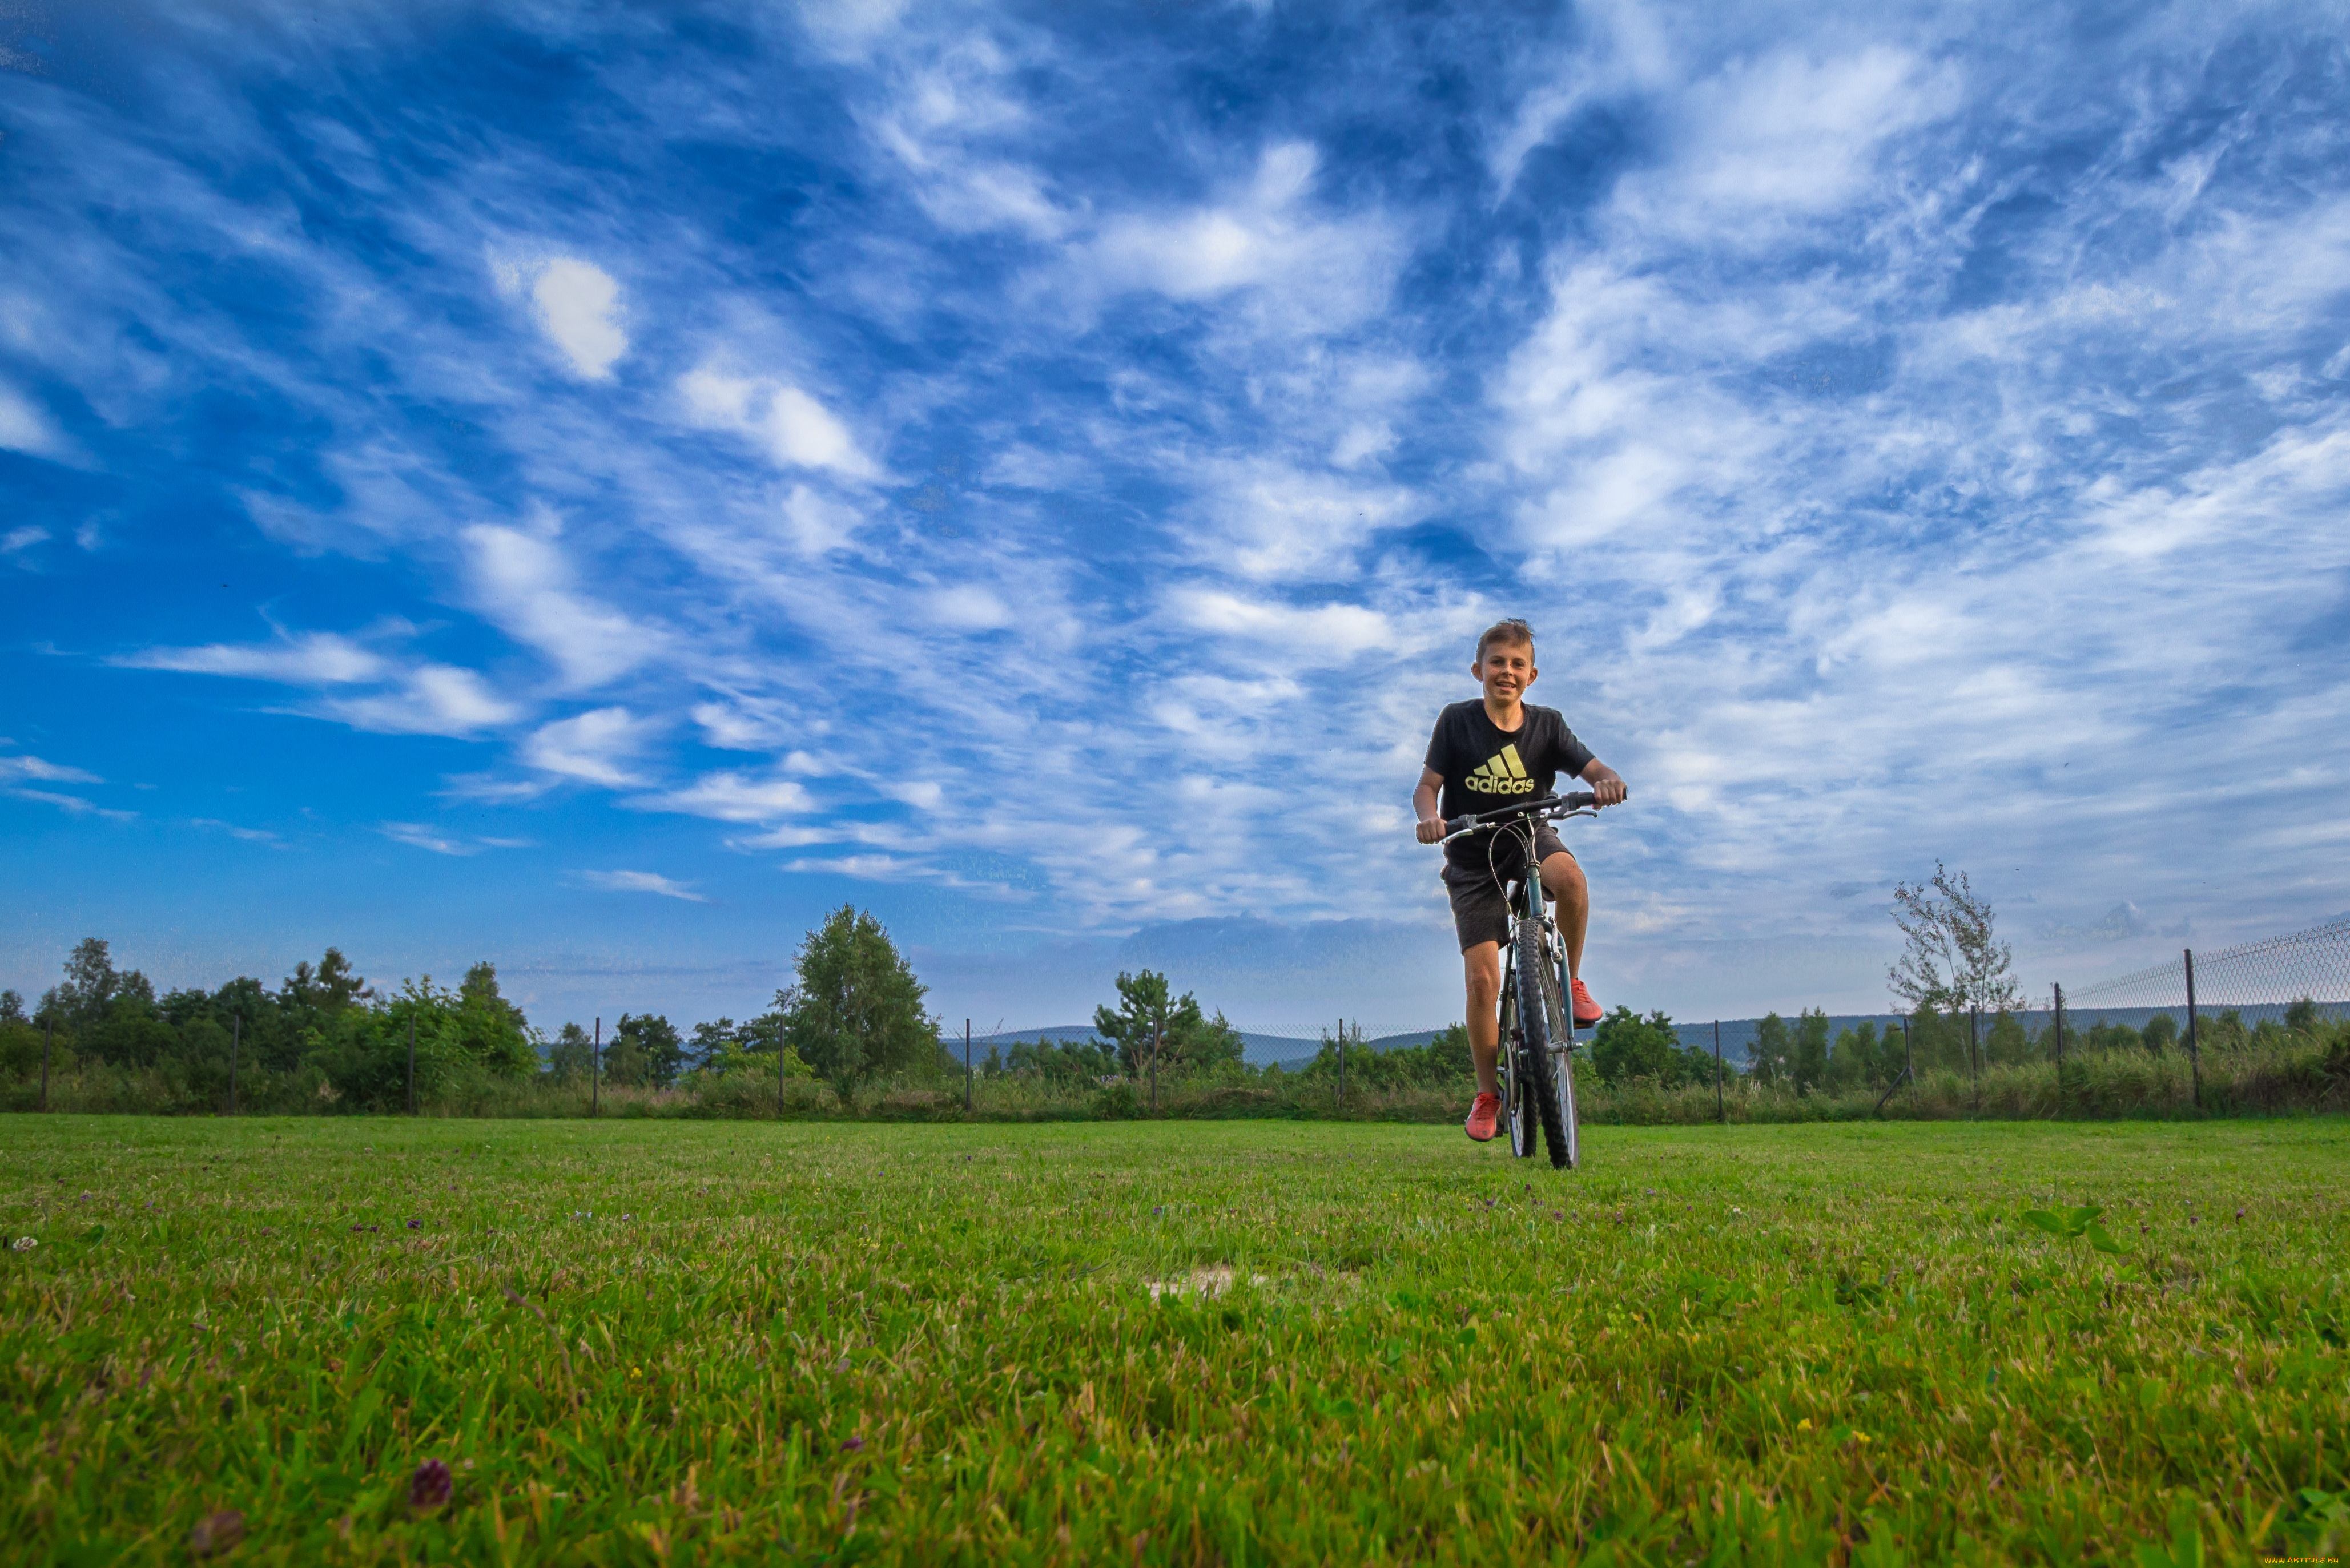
[189, 1510, 245, 1557]
[841, 1436, 866, 1452]
[408, 1457, 453, 1510]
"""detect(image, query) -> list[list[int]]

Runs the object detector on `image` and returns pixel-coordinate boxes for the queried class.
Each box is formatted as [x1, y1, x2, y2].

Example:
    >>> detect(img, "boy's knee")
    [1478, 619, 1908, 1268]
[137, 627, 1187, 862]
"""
[1543, 854, 1587, 901]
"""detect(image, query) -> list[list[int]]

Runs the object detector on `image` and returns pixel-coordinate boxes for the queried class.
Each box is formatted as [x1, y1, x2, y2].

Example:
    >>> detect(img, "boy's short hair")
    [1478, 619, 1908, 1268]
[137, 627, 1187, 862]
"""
[1475, 618, 1536, 662]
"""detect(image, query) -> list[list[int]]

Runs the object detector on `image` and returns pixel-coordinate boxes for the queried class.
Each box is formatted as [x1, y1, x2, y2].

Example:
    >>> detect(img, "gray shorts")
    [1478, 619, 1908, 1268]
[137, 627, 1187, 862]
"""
[1442, 824, 1572, 953]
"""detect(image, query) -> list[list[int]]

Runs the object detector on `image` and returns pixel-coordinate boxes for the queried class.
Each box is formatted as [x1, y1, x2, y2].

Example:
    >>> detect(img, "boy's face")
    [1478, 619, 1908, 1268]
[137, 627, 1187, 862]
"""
[1472, 639, 1537, 703]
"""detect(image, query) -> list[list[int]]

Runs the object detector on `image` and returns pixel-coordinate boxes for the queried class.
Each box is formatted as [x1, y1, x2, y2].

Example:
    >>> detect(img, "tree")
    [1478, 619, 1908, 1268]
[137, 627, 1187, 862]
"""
[282, 948, 370, 1037]
[603, 1013, 683, 1087]
[41, 937, 154, 1030]
[777, 906, 936, 1089]
[1829, 1022, 1879, 1090]
[1750, 1012, 1792, 1085]
[1091, 971, 1241, 1077]
[548, 1022, 595, 1082]
[2141, 1013, 2179, 1055]
[1591, 1006, 1680, 1085]
[453, 962, 538, 1078]
[1792, 1009, 1830, 1094]
[687, 1018, 740, 1074]
[1889, 863, 2019, 1015]
[0, 990, 23, 1025]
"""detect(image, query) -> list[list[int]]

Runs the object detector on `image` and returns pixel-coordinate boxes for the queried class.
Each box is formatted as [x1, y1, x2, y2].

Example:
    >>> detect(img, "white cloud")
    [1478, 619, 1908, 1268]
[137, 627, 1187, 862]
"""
[464, 520, 654, 688]
[8, 788, 133, 821]
[689, 699, 796, 751]
[1075, 143, 1406, 333]
[437, 772, 554, 804]
[779, 485, 867, 555]
[1621, 49, 1957, 237]
[627, 770, 815, 823]
[0, 381, 74, 462]
[530, 257, 627, 379]
[379, 821, 478, 856]
[927, 585, 1011, 631]
[1168, 589, 1395, 665]
[580, 868, 707, 901]
[316, 666, 523, 736]
[0, 754, 103, 785]
[521, 707, 658, 787]
[189, 818, 280, 843]
[1188, 459, 1424, 581]
[797, 0, 911, 61]
[679, 366, 880, 480]
[113, 627, 518, 738]
[2, 525, 50, 557]
[114, 631, 389, 685]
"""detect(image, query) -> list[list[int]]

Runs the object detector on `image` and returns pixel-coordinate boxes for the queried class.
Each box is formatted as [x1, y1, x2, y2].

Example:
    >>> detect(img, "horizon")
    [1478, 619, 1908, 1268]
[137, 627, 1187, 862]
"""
[6, 2, 2348, 1033]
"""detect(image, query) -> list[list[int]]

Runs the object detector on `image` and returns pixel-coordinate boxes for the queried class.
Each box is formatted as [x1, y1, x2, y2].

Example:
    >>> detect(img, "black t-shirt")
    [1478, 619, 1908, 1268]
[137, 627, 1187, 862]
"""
[1423, 700, 1595, 868]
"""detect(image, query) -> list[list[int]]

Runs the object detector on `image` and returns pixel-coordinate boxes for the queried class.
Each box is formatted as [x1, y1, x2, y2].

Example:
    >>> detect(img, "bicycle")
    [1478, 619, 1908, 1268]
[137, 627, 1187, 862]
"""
[1438, 789, 1616, 1169]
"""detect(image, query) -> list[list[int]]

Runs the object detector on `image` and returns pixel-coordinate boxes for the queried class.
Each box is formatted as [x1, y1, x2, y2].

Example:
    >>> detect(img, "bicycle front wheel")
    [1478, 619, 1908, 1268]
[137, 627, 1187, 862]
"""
[1517, 926, 1578, 1170]
[1499, 964, 1538, 1158]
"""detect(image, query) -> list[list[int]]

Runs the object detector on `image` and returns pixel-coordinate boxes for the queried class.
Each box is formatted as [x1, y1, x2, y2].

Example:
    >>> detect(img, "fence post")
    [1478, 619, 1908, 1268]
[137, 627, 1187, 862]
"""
[2053, 983, 2065, 1118]
[405, 1014, 415, 1116]
[1970, 1006, 1980, 1078]
[229, 1014, 240, 1116]
[1334, 1017, 1343, 1110]
[1714, 1019, 1724, 1124]
[964, 1019, 973, 1114]
[41, 1019, 53, 1112]
[777, 1020, 786, 1118]
[2183, 949, 2201, 1111]
[1150, 1020, 1161, 1115]
[592, 1017, 601, 1118]
[1903, 1018, 1912, 1084]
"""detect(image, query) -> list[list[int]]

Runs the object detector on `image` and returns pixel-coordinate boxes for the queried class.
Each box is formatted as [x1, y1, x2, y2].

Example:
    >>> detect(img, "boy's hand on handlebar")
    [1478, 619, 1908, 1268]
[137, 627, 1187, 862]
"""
[1415, 816, 1447, 844]
[1591, 778, 1627, 807]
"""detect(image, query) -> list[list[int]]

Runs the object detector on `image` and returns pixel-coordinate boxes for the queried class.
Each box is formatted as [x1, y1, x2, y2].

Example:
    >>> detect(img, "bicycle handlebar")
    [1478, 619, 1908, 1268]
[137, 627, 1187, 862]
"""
[1436, 788, 1622, 845]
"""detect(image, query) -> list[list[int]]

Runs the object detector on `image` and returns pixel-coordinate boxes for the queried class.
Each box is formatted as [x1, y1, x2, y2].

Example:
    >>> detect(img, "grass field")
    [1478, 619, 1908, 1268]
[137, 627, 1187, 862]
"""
[3, 1116, 2344, 1565]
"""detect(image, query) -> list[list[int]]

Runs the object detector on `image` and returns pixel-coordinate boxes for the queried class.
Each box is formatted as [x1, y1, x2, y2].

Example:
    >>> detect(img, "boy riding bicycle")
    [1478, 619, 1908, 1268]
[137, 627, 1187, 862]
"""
[1413, 619, 1627, 1143]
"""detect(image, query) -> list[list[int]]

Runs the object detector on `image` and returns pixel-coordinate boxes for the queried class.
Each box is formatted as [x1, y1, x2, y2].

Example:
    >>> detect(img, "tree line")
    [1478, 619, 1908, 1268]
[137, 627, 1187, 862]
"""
[0, 905, 947, 1111]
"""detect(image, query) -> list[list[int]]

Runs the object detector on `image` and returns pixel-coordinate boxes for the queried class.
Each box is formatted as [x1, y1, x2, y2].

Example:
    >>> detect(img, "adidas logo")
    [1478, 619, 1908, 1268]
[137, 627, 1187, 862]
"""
[1464, 744, 1538, 795]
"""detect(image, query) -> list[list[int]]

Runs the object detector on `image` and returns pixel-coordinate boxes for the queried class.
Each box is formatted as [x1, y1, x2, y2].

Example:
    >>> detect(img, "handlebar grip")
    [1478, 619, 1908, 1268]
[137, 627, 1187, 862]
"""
[1444, 815, 1474, 834]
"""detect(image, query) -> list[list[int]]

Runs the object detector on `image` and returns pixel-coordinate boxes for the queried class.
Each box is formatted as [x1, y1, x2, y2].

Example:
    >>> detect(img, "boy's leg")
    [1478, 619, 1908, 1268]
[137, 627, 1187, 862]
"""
[1539, 849, 1603, 1026]
[1538, 851, 1589, 978]
[1462, 941, 1503, 1095]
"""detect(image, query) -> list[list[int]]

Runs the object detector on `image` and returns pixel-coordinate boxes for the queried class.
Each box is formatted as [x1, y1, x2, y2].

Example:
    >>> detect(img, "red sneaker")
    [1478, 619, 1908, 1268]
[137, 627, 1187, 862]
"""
[1464, 1091, 1501, 1142]
[1570, 978, 1602, 1029]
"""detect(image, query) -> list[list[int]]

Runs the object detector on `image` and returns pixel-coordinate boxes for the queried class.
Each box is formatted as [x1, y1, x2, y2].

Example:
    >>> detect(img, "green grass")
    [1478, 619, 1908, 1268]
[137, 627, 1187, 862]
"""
[3, 1116, 2344, 1565]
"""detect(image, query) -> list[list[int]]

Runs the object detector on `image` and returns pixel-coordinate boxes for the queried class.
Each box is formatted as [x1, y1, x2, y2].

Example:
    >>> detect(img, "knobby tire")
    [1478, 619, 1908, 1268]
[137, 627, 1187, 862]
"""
[1538, 950, 1579, 1169]
[1499, 969, 1537, 1158]
[1514, 922, 1569, 1167]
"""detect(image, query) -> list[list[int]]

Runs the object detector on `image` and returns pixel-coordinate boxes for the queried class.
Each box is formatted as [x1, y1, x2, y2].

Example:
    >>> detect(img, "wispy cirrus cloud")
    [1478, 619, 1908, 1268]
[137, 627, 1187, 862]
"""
[580, 868, 707, 901]
[520, 707, 660, 788]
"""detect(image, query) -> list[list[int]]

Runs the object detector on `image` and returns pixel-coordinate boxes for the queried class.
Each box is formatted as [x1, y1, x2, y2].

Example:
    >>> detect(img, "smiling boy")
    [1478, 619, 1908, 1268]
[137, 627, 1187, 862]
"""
[1413, 618, 1626, 1143]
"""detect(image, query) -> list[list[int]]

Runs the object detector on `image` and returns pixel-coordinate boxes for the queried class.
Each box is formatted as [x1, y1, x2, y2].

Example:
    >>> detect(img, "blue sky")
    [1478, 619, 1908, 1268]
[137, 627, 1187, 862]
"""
[4, 0, 2348, 1036]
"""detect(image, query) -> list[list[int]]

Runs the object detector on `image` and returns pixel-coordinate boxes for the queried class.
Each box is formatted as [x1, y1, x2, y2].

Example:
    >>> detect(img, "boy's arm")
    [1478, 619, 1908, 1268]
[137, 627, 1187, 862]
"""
[1578, 757, 1628, 807]
[1413, 765, 1446, 843]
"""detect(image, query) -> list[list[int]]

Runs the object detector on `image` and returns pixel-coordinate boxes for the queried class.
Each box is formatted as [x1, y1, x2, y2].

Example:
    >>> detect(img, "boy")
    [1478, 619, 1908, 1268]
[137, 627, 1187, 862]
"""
[1413, 618, 1627, 1143]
